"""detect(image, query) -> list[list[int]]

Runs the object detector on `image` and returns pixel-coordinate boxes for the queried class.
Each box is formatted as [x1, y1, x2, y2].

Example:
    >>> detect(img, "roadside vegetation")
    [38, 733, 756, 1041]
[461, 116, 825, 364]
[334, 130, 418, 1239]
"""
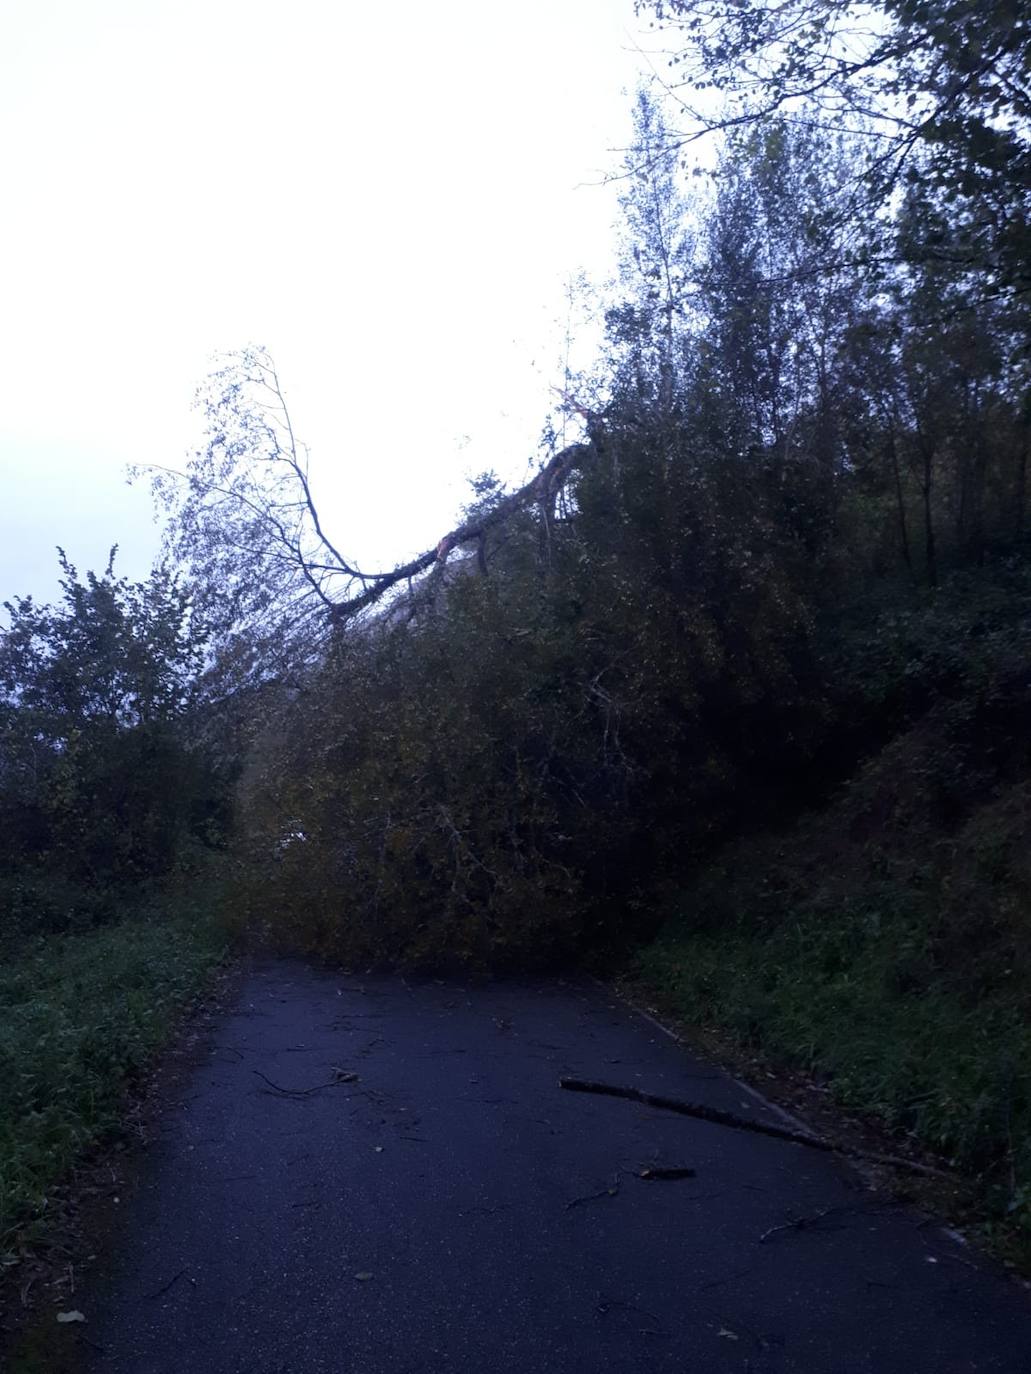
[0, 900, 224, 1265]
[0, 557, 232, 1264]
[636, 565, 1031, 1258]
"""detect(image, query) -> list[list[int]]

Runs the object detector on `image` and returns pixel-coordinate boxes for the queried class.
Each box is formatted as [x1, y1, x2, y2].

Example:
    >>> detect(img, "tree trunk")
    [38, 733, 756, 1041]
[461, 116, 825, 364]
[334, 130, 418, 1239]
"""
[887, 427, 914, 576]
[1016, 405, 1030, 540]
[922, 451, 938, 588]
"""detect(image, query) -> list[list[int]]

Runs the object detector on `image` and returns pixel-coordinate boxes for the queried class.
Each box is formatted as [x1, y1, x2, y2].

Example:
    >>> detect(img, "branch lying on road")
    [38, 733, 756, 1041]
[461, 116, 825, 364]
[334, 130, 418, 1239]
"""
[252, 1069, 357, 1098]
[561, 1077, 832, 1149]
[559, 1079, 951, 1178]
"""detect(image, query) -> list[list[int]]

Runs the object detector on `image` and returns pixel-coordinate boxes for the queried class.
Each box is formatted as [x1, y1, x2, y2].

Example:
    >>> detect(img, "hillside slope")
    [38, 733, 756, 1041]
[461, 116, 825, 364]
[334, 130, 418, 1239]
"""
[635, 559, 1031, 1260]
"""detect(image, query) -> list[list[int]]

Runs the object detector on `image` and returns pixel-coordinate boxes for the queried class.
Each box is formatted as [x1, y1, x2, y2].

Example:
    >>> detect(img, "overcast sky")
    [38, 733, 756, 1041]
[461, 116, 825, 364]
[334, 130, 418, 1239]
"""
[0, 1, 659, 607]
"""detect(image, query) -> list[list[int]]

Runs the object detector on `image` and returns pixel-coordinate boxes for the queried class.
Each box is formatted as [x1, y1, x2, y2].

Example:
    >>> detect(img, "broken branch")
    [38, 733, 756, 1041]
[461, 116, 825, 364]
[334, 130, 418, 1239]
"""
[330, 440, 593, 623]
[560, 1077, 832, 1150]
[252, 1069, 354, 1098]
[558, 1078, 951, 1178]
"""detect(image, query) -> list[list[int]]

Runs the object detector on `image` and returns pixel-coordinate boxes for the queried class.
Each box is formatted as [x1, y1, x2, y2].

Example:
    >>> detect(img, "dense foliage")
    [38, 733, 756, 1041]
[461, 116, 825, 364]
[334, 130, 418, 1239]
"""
[0, 560, 231, 1260]
[0, 553, 230, 949]
[637, 558, 1031, 1248]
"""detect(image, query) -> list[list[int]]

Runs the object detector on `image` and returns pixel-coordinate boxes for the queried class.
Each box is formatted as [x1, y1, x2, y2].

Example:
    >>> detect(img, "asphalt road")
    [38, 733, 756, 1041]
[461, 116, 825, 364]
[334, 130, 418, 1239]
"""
[67, 962, 1031, 1372]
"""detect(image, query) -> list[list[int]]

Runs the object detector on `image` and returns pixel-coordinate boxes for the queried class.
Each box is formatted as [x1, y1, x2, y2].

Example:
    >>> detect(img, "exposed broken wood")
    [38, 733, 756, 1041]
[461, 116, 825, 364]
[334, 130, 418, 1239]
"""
[558, 1078, 952, 1178]
[330, 439, 594, 623]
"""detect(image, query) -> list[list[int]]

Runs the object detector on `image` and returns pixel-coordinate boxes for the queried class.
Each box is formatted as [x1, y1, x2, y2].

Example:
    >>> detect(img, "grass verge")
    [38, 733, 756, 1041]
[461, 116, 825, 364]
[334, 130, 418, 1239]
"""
[0, 903, 226, 1268]
[634, 896, 1031, 1269]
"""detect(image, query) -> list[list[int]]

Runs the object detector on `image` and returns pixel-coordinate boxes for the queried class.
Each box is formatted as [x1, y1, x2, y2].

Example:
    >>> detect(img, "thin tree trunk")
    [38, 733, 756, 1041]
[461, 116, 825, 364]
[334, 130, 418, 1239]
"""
[1016, 407, 1030, 540]
[922, 451, 938, 587]
[887, 428, 914, 576]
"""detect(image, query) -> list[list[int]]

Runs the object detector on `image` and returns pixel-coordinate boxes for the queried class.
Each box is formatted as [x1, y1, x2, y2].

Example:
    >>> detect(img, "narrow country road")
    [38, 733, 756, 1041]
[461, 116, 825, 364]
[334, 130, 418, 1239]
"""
[58, 963, 1031, 1371]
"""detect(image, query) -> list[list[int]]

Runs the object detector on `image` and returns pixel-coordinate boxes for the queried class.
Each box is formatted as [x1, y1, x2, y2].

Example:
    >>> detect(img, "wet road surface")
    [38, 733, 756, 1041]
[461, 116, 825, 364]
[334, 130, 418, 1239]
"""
[70, 962, 1031, 1372]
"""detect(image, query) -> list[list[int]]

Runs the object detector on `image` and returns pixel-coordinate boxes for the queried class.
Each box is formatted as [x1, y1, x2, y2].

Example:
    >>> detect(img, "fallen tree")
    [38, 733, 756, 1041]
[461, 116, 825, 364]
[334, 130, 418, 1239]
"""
[138, 347, 602, 669]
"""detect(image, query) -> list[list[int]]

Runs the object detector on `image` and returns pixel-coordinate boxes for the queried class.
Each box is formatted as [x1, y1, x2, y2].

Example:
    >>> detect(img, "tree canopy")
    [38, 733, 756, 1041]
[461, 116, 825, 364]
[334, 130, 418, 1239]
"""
[636, 0, 1031, 314]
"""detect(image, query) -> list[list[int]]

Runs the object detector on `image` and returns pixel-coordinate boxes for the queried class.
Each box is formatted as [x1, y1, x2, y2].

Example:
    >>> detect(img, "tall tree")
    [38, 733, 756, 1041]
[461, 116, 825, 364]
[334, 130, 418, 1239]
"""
[609, 89, 697, 417]
[636, 0, 1031, 304]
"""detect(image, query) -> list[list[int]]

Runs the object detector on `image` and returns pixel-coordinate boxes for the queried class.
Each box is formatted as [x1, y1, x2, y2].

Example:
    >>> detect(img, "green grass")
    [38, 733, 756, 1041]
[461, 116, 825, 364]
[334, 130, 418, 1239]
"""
[0, 904, 225, 1264]
[635, 893, 1031, 1260]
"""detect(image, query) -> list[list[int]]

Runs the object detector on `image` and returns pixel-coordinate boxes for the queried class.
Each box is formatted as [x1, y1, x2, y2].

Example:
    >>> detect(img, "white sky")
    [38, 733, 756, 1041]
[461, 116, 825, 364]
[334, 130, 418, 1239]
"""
[0, 0, 657, 606]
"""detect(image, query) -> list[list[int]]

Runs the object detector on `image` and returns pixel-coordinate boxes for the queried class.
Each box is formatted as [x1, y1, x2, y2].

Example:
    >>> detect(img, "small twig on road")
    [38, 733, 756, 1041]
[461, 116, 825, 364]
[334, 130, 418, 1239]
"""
[638, 1166, 696, 1180]
[252, 1070, 353, 1098]
[562, 1078, 830, 1148]
[566, 1174, 621, 1210]
[146, 1269, 196, 1299]
[759, 1207, 840, 1244]
[559, 1078, 951, 1177]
